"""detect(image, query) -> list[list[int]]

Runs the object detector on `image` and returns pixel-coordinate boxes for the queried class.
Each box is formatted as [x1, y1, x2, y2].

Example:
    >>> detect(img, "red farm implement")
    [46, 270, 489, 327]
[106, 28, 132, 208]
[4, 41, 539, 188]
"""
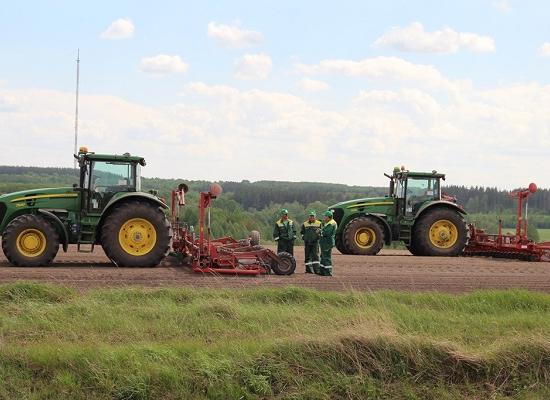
[169, 183, 296, 275]
[463, 183, 550, 262]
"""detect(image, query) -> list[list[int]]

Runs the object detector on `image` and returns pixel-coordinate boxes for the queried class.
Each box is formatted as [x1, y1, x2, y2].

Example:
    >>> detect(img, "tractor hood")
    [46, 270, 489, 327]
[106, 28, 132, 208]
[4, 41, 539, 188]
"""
[0, 187, 76, 202]
[330, 196, 393, 210]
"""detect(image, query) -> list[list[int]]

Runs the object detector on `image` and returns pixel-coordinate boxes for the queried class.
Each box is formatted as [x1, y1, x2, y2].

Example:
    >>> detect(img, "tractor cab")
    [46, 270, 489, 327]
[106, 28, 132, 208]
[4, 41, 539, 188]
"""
[389, 167, 444, 217]
[76, 147, 146, 213]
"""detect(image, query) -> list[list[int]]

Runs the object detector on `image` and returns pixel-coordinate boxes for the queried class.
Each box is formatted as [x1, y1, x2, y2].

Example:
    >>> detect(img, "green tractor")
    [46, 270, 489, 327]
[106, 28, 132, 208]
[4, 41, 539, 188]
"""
[330, 167, 468, 256]
[0, 148, 171, 267]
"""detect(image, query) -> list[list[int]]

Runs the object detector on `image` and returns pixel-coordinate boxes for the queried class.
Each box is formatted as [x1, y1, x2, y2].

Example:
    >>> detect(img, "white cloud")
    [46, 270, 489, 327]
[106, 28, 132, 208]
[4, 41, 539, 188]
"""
[538, 42, 550, 57]
[139, 55, 189, 75]
[234, 54, 272, 80]
[373, 22, 495, 53]
[297, 78, 330, 92]
[207, 22, 264, 49]
[493, 0, 512, 13]
[100, 18, 135, 40]
[1, 71, 550, 189]
[296, 56, 453, 91]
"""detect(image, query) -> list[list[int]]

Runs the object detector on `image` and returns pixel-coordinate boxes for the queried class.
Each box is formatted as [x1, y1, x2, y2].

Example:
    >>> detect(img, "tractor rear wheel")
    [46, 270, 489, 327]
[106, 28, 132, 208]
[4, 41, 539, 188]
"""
[2, 214, 60, 267]
[413, 208, 467, 256]
[271, 252, 296, 275]
[101, 201, 171, 267]
[342, 216, 384, 255]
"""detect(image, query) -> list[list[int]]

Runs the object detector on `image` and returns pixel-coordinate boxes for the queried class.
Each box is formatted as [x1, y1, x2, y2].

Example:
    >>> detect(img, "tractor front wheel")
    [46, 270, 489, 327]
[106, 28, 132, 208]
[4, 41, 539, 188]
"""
[101, 201, 172, 267]
[342, 216, 384, 255]
[413, 208, 467, 256]
[2, 214, 60, 267]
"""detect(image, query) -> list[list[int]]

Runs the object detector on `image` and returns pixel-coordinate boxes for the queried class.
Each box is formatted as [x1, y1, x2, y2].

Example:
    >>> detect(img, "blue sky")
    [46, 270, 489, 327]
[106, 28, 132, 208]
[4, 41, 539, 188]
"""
[1, 1, 549, 188]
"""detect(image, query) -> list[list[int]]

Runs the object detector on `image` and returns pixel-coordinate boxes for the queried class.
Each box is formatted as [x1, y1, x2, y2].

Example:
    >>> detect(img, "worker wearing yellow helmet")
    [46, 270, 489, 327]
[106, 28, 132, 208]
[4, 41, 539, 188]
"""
[319, 210, 337, 276]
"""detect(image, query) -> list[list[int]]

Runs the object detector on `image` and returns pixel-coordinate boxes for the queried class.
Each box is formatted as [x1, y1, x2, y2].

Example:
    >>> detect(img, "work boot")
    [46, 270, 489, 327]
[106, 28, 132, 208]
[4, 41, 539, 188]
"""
[305, 267, 313, 274]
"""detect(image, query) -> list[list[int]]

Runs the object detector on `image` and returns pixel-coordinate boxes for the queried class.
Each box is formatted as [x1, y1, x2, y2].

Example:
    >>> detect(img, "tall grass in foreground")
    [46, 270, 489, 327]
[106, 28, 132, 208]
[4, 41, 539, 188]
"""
[1, 282, 550, 399]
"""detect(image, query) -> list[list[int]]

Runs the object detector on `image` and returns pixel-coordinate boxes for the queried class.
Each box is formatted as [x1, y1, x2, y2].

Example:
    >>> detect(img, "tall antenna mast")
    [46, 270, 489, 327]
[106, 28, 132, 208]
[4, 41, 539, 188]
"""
[73, 49, 80, 169]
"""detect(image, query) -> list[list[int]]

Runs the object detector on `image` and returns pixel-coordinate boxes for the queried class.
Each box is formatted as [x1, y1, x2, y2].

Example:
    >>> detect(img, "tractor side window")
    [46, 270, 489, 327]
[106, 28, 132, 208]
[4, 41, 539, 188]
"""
[89, 161, 136, 211]
[92, 162, 135, 191]
[406, 177, 440, 214]
[407, 178, 440, 198]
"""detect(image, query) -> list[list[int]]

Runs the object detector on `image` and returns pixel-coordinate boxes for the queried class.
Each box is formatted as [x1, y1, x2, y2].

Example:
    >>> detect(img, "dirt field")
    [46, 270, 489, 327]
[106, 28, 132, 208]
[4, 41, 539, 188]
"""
[1, 245, 550, 293]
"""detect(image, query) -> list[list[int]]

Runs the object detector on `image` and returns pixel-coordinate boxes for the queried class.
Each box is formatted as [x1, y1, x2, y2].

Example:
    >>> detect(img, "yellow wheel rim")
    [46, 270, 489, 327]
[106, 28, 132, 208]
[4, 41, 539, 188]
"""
[354, 228, 376, 249]
[429, 219, 458, 249]
[16, 229, 47, 257]
[118, 218, 157, 256]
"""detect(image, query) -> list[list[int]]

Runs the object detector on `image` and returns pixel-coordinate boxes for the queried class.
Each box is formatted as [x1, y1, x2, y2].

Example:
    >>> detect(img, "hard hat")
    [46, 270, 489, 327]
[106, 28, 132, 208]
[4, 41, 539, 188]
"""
[280, 208, 289, 215]
[324, 210, 333, 217]
[308, 210, 316, 216]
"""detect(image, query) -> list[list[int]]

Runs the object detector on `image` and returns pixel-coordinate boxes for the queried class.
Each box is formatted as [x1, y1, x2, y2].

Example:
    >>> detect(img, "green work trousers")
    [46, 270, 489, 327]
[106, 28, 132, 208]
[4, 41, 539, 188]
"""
[319, 245, 333, 276]
[304, 242, 320, 273]
[277, 239, 294, 255]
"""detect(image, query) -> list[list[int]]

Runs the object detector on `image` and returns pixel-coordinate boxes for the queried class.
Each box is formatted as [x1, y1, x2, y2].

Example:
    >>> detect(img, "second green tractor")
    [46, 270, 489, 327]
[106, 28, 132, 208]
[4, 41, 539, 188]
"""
[329, 167, 468, 256]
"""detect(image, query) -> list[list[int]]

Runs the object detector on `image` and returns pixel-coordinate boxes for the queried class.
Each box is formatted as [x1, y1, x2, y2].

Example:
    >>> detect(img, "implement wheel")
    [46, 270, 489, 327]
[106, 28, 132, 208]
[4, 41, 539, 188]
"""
[413, 208, 467, 256]
[2, 214, 59, 267]
[271, 252, 296, 275]
[342, 216, 384, 255]
[249, 230, 260, 246]
[101, 201, 172, 267]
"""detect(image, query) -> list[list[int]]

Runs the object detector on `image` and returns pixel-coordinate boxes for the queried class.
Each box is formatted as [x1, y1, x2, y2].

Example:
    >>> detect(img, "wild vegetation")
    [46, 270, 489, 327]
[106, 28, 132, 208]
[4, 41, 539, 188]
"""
[0, 166, 548, 242]
[1, 282, 550, 399]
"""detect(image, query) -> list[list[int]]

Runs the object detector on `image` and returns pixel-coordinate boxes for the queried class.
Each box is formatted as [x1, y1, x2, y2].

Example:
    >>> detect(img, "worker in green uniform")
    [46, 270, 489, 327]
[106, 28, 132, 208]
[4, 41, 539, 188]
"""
[319, 210, 337, 276]
[273, 208, 297, 255]
[300, 210, 321, 274]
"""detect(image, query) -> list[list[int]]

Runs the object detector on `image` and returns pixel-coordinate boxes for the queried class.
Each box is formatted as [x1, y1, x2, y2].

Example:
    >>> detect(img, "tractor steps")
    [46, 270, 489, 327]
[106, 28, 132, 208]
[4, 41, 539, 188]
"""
[77, 225, 96, 252]
[77, 243, 95, 253]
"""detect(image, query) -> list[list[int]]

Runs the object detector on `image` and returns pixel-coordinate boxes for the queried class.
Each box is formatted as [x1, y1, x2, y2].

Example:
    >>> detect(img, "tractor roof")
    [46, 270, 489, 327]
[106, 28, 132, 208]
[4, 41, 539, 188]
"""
[83, 152, 146, 165]
[398, 171, 446, 179]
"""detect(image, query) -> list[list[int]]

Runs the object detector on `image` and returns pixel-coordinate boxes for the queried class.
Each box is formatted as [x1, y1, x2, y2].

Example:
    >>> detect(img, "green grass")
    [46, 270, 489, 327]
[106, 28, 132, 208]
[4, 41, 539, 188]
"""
[538, 229, 550, 241]
[1, 282, 550, 399]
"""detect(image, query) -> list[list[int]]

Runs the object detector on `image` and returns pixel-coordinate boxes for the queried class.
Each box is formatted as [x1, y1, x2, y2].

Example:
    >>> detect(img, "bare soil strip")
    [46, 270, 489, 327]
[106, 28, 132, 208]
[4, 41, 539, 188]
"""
[1, 246, 550, 292]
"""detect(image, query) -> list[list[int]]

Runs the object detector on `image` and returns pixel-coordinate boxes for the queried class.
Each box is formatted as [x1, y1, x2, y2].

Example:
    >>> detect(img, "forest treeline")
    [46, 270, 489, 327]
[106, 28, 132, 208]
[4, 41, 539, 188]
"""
[1, 166, 549, 240]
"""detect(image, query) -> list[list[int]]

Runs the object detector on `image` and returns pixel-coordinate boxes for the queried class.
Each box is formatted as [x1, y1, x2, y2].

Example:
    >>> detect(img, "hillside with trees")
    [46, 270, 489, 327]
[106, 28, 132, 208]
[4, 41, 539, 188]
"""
[0, 166, 549, 241]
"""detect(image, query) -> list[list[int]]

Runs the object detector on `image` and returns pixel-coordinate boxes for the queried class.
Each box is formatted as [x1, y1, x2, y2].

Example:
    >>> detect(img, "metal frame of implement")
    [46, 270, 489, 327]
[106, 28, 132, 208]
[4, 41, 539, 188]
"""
[169, 183, 290, 275]
[464, 183, 550, 262]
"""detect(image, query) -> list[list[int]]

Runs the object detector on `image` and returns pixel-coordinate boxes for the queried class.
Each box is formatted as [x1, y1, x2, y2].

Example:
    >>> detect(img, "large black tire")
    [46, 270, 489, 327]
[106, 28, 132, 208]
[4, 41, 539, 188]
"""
[335, 235, 349, 254]
[342, 216, 384, 255]
[406, 237, 426, 256]
[2, 214, 60, 267]
[413, 208, 467, 257]
[249, 230, 260, 246]
[271, 252, 296, 275]
[101, 201, 172, 267]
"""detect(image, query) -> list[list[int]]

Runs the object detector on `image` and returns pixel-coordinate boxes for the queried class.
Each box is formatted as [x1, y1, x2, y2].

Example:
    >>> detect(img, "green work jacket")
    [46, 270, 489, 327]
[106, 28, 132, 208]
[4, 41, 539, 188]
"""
[273, 218, 297, 241]
[320, 219, 338, 247]
[301, 219, 322, 244]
